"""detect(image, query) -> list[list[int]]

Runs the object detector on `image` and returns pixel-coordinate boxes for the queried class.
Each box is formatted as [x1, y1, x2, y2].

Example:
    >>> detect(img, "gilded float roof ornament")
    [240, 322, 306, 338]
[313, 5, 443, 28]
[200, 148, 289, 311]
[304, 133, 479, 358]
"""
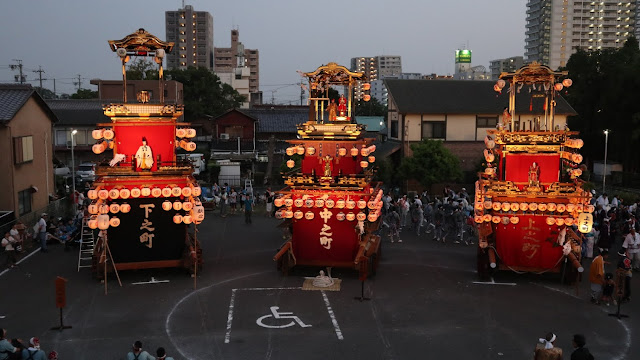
[108, 28, 174, 53]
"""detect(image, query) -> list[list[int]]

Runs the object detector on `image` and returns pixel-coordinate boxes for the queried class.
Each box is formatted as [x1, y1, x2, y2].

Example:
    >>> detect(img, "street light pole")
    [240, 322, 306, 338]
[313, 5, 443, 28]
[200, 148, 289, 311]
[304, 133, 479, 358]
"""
[71, 129, 77, 208]
[603, 129, 609, 193]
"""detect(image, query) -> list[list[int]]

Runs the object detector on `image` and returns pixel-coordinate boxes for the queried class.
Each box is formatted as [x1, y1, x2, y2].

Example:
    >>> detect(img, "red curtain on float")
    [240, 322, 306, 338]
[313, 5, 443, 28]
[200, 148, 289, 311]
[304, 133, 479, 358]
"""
[113, 124, 176, 171]
[505, 153, 560, 184]
[302, 155, 362, 176]
[292, 207, 361, 264]
[494, 215, 564, 269]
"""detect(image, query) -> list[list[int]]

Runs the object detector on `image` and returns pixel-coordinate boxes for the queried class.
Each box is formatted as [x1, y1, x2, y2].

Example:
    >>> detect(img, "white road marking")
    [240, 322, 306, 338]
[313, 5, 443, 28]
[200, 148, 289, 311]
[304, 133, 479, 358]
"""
[0, 248, 41, 278]
[223, 287, 301, 344]
[321, 290, 344, 340]
[131, 276, 170, 285]
[224, 289, 237, 344]
[472, 277, 516, 286]
[256, 306, 312, 329]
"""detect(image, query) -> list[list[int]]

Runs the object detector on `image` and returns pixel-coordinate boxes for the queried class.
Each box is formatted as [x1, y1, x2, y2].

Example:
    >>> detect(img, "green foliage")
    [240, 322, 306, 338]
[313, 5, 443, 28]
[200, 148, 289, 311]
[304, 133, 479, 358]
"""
[398, 140, 462, 188]
[165, 66, 245, 121]
[373, 157, 398, 187]
[564, 36, 640, 172]
[36, 87, 57, 99]
[126, 58, 159, 80]
[355, 97, 387, 116]
[70, 89, 98, 99]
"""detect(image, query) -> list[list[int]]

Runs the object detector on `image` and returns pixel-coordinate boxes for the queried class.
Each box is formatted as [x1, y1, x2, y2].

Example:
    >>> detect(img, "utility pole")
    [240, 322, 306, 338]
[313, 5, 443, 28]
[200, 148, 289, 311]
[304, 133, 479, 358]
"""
[300, 80, 304, 106]
[10, 59, 25, 84]
[53, 79, 57, 98]
[33, 66, 45, 91]
[73, 74, 82, 91]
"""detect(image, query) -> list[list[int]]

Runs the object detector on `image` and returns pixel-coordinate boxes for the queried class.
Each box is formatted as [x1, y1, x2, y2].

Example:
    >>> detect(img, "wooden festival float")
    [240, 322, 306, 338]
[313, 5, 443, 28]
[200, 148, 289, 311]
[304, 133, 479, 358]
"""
[85, 29, 204, 282]
[475, 62, 594, 281]
[273, 63, 383, 278]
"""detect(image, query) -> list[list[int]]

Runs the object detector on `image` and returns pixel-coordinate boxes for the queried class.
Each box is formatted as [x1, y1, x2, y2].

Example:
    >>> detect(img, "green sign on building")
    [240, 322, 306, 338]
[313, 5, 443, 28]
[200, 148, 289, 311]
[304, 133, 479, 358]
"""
[455, 49, 472, 64]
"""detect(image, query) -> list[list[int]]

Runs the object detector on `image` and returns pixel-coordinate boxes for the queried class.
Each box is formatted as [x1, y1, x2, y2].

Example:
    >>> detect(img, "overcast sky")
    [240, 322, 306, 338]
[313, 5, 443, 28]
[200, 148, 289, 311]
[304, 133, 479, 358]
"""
[0, 0, 526, 104]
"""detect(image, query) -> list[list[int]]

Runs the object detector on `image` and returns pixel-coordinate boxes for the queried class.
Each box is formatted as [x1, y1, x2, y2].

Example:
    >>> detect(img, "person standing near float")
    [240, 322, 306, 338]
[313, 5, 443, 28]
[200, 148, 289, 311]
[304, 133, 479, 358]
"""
[135, 137, 154, 170]
[622, 227, 640, 271]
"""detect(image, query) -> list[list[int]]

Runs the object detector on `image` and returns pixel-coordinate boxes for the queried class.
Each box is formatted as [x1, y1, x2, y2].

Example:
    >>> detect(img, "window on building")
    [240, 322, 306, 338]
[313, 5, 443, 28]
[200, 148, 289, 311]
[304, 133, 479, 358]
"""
[421, 122, 446, 140]
[56, 130, 68, 146]
[74, 130, 88, 146]
[224, 126, 243, 138]
[390, 120, 399, 138]
[18, 188, 32, 215]
[477, 116, 498, 128]
[13, 136, 33, 164]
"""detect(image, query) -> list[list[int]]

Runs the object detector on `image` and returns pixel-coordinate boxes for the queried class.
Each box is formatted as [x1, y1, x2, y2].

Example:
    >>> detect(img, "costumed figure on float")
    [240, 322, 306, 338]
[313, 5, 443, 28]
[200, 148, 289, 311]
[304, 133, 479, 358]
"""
[85, 29, 204, 285]
[273, 63, 382, 279]
[476, 62, 593, 282]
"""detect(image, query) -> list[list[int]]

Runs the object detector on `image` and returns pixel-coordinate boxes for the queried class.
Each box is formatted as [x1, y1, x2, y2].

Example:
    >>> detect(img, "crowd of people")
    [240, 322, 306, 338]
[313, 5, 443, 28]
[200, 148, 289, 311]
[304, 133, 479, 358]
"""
[0, 328, 57, 360]
[380, 185, 475, 245]
[586, 192, 640, 306]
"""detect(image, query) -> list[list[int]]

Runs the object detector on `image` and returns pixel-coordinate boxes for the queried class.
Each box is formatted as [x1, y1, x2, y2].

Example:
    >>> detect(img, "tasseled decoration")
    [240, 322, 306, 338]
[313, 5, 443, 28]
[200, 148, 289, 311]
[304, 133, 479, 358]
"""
[529, 97, 533, 111]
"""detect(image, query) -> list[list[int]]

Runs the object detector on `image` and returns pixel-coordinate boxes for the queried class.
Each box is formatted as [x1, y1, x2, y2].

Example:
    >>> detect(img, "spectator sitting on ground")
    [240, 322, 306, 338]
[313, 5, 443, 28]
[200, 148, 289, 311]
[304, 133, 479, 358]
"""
[156, 347, 174, 360]
[127, 341, 154, 360]
[22, 337, 46, 360]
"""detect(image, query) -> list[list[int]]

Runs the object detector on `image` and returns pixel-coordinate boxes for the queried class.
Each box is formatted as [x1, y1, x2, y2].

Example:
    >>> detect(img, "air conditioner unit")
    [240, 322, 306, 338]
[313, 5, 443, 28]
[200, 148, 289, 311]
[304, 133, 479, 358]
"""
[220, 133, 230, 140]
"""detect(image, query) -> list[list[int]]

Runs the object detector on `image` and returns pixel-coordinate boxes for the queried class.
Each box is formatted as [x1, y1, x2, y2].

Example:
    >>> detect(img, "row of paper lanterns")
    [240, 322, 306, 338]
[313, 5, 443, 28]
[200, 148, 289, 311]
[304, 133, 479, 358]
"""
[474, 200, 594, 213]
[88, 186, 202, 200]
[92, 128, 115, 140]
[92, 141, 114, 154]
[474, 214, 578, 226]
[87, 214, 120, 230]
[286, 157, 375, 169]
[173, 205, 205, 224]
[285, 144, 376, 157]
[274, 197, 382, 210]
[88, 202, 131, 215]
[276, 209, 380, 222]
[561, 151, 583, 164]
[175, 128, 197, 138]
[177, 139, 197, 152]
[564, 138, 584, 149]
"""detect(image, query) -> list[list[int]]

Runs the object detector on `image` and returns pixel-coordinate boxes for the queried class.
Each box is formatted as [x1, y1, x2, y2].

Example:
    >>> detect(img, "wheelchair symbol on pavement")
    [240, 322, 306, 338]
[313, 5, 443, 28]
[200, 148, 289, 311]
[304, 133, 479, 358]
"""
[256, 306, 312, 329]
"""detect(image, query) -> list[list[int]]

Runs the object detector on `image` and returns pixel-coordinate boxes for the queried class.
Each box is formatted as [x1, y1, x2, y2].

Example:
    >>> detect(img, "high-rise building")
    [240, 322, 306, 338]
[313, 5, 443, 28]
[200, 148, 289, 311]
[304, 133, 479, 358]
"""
[350, 56, 401, 101]
[525, 0, 637, 70]
[214, 30, 260, 98]
[165, 5, 214, 70]
[489, 56, 524, 80]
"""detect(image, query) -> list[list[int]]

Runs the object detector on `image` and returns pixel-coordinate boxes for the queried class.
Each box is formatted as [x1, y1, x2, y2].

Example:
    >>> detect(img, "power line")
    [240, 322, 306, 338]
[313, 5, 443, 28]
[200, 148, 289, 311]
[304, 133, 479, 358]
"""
[9, 59, 25, 84]
[33, 66, 45, 91]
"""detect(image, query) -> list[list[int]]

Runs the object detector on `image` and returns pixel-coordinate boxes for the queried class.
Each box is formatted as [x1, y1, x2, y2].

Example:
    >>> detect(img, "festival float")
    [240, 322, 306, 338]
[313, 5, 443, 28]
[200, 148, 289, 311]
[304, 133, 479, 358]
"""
[475, 62, 593, 281]
[85, 29, 203, 280]
[273, 63, 383, 278]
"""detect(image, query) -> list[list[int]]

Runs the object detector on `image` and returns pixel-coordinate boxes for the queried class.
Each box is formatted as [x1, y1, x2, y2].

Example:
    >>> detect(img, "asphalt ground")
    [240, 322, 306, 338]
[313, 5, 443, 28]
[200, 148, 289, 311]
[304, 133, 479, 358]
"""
[0, 207, 637, 359]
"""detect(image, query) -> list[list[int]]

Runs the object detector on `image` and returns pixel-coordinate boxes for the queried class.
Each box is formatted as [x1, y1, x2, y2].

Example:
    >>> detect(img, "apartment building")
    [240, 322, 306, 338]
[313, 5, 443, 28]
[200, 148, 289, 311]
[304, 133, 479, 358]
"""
[165, 5, 214, 70]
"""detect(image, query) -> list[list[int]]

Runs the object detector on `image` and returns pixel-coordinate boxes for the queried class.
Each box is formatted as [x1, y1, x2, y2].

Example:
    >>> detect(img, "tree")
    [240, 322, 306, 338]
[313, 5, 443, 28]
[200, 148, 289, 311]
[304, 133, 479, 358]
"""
[126, 58, 159, 80]
[165, 66, 245, 121]
[564, 36, 640, 172]
[71, 89, 98, 99]
[398, 140, 462, 189]
[36, 87, 57, 99]
[355, 97, 387, 116]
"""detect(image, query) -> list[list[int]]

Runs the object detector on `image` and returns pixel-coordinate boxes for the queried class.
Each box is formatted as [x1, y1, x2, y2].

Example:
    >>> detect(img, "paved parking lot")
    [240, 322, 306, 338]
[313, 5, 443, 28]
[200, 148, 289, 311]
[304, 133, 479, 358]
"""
[0, 211, 637, 359]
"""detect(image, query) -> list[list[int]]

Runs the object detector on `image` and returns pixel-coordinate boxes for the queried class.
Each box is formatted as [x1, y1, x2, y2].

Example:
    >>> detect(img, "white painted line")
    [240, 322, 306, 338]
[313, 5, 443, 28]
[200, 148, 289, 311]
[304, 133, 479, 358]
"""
[224, 287, 302, 344]
[0, 315, 5, 319]
[224, 288, 237, 344]
[321, 290, 344, 340]
[132, 276, 170, 285]
[472, 277, 516, 286]
[0, 248, 41, 278]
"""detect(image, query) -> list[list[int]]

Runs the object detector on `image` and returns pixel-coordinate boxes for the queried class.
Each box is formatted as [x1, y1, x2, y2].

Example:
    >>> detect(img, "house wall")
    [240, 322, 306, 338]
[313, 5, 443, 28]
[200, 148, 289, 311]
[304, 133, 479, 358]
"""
[213, 111, 255, 140]
[0, 98, 54, 215]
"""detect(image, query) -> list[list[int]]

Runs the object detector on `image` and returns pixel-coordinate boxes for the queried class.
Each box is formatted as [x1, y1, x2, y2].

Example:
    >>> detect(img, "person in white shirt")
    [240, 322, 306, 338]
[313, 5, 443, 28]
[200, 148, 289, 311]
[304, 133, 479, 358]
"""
[623, 227, 640, 271]
[596, 193, 610, 211]
[1, 232, 18, 268]
[611, 195, 619, 208]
